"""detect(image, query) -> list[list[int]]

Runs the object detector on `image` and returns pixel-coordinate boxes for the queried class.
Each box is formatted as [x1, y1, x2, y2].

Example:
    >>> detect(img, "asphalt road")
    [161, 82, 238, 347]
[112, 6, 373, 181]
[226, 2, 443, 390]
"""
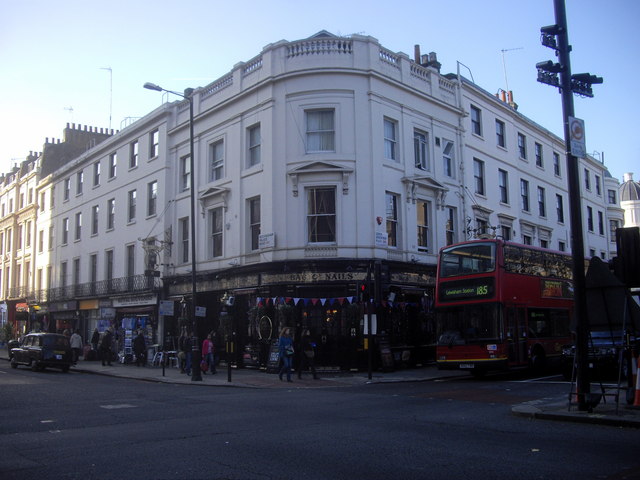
[0, 365, 638, 480]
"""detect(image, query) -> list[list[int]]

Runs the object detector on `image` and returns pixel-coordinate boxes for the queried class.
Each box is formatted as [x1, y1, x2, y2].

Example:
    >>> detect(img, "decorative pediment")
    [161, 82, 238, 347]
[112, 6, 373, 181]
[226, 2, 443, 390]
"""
[287, 162, 353, 197]
[401, 175, 448, 209]
[198, 186, 230, 215]
[471, 204, 493, 216]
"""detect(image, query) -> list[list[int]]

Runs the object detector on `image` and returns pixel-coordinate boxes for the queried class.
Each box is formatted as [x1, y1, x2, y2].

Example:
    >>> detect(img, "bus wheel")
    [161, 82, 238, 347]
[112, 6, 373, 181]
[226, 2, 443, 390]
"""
[530, 347, 546, 374]
[470, 368, 486, 378]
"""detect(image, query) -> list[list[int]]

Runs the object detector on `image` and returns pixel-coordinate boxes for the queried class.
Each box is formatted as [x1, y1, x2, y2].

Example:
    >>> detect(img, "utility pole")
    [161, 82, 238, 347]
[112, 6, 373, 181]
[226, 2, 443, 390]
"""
[536, 0, 603, 411]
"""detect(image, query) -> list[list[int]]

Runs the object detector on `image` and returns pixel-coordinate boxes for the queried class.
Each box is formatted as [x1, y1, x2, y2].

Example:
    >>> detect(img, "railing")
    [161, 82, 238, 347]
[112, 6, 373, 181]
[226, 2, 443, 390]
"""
[200, 75, 233, 100]
[9, 274, 161, 304]
[287, 38, 353, 58]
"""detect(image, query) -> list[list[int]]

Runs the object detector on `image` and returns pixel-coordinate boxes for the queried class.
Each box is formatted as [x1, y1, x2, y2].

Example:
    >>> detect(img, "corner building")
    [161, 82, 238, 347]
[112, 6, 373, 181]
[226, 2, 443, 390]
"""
[157, 31, 618, 370]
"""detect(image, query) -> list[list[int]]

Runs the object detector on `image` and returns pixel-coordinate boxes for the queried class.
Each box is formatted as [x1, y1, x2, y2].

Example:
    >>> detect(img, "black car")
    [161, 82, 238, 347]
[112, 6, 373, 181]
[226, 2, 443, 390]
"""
[10, 333, 73, 372]
[562, 330, 637, 381]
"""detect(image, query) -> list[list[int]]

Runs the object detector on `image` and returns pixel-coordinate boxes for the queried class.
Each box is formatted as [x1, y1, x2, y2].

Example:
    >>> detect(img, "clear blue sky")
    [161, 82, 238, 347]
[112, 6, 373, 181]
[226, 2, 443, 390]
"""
[1, 0, 637, 183]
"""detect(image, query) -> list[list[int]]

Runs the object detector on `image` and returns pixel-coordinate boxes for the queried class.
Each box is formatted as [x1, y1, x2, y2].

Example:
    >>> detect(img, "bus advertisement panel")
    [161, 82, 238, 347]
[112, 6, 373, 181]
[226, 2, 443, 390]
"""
[435, 239, 573, 376]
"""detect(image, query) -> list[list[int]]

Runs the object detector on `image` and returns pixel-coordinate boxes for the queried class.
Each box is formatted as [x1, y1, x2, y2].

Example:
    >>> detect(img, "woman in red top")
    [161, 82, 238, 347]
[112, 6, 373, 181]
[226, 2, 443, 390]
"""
[202, 333, 216, 374]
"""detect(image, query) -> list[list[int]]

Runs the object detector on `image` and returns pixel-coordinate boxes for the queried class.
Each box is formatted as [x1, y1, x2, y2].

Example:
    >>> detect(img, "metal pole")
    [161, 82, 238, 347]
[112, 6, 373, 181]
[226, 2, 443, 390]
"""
[554, 0, 589, 410]
[366, 262, 372, 381]
[188, 95, 202, 382]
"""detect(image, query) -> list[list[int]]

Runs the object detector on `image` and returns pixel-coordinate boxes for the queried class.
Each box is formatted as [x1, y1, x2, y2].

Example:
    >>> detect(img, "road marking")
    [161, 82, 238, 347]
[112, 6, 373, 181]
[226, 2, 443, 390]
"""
[40, 420, 55, 423]
[100, 404, 137, 409]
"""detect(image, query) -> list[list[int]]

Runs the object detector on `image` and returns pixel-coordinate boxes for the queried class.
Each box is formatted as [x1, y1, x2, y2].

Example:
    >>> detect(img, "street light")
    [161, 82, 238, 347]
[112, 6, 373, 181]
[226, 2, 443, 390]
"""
[144, 82, 202, 381]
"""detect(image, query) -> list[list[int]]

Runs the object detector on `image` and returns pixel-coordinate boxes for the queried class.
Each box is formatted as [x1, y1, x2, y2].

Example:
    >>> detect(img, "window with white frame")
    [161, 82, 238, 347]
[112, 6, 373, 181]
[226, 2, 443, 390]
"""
[500, 225, 512, 241]
[414, 129, 429, 170]
[90, 254, 97, 284]
[553, 152, 561, 176]
[473, 158, 485, 195]
[587, 206, 594, 231]
[470, 105, 482, 136]
[91, 205, 99, 235]
[107, 198, 115, 230]
[556, 194, 564, 223]
[386, 192, 399, 247]
[105, 250, 114, 282]
[607, 189, 617, 204]
[442, 140, 455, 177]
[518, 132, 527, 159]
[558, 240, 566, 252]
[598, 210, 604, 235]
[209, 207, 223, 258]
[109, 152, 117, 178]
[520, 179, 530, 212]
[595, 175, 601, 195]
[496, 119, 506, 147]
[248, 124, 261, 167]
[417, 200, 430, 252]
[446, 207, 457, 245]
[180, 155, 191, 192]
[307, 187, 336, 243]
[179, 217, 189, 264]
[64, 178, 70, 201]
[249, 197, 261, 251]
[62, 218, 69, 244]
[306, 109, 335, 152]
[150, 129, 159, 158]
[93, 162, 101, 186]
[147, 181, 157, 216]
[384, 118, 398, 161]
[610, 219, 619, 243]
[75, 212, 82, 241]
[538, 186, 546, 217]
[60, 261, 67, 288]
[535, 143, 543, 167]
[498, 169, 509, 204]
[584, 168, 591, 190]
[209, 140, 224, 181]
[127, 189, 137, 222]
[73, 258, 80, 287]
[76, 171, 84, 195]
[129, 140, 139, 169]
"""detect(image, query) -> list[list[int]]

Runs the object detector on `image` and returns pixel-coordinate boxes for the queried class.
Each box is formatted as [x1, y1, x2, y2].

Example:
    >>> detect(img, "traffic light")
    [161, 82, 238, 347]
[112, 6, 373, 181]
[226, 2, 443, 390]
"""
[536, 60, 563, 88]
[359, 283, 370, 303]
[571, 73, 604, 98]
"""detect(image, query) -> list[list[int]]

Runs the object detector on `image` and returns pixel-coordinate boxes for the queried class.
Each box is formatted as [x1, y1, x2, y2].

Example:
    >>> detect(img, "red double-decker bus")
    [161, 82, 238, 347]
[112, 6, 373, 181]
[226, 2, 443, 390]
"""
[435, 238, 574, 376]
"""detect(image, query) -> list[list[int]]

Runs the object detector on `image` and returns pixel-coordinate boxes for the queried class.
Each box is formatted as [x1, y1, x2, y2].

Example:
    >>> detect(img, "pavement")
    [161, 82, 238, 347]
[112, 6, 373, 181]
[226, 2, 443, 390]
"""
[2, 351, 639, 428]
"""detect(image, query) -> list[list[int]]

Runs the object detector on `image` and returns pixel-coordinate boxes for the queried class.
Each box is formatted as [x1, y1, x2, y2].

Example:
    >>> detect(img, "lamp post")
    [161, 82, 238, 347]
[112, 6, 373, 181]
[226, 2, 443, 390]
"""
[144, 82, 201, 381]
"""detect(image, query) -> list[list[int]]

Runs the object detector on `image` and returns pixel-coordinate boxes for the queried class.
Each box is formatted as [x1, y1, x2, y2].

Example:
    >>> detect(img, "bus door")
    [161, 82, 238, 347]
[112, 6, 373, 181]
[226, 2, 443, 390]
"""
[505, 305, 528, 366]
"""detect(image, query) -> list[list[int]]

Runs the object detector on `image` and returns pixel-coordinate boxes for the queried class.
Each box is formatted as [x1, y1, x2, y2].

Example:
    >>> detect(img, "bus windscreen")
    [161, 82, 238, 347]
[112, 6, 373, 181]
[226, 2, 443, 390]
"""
[439, 242, 496, 278]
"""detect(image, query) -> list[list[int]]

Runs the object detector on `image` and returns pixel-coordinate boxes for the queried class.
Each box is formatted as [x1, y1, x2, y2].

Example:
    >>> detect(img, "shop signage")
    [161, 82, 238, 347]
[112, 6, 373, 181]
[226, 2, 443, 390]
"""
[259, 232, 275, 249]
[159, 300, 175, 316]
[375, 231, 388, 247]
[195, 306, 206, 317]
[262, 271, 363, 285]
[112, 294, 157, 308]
[48, 301, 78, 312]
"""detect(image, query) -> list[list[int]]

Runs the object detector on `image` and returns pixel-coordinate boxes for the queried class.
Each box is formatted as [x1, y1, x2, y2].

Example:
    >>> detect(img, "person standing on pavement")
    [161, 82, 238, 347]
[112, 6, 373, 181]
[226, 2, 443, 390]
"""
[100, 328, 113, 366]
[182, 331, 193, 375]
[202, 333, 216, 374]
[278, 328, 294, 382]
[297, 329, 318, 380]
[91, 328, 100, 352]
[70, 330, 83, 365]
[133, 330, 147, 367]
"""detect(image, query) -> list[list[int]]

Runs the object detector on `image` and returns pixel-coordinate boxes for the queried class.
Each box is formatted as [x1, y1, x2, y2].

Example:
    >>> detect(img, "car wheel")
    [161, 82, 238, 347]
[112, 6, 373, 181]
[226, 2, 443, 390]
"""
[10, 357, 18, 369]
[31, 360, 39, 372]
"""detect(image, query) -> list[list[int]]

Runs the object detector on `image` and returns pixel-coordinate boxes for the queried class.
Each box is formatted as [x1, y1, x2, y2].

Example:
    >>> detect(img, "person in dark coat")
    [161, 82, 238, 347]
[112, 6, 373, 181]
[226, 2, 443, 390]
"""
[100, 328, 113, 366]
[133, 330, 147, 367]
[297, 329, 318, 380]
[91, 328, 100, 352]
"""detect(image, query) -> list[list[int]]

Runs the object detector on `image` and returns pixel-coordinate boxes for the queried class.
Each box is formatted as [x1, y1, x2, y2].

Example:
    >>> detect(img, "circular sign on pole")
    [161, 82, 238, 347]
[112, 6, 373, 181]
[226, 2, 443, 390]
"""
[569, 116, 586, 158]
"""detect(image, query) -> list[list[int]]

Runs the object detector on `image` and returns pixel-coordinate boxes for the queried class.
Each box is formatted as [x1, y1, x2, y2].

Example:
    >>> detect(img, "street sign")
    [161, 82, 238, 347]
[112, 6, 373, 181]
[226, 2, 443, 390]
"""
[569, 116, 586, 158]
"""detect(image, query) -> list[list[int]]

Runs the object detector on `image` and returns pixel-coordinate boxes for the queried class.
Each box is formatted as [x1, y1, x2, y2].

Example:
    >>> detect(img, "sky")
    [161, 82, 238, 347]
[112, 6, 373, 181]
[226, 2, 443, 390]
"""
[1, 0, 638, 184]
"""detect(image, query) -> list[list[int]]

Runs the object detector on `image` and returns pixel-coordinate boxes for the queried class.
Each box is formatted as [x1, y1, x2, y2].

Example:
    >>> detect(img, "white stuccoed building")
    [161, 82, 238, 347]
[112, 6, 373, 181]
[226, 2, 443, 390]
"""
[0, 31, 622, 369]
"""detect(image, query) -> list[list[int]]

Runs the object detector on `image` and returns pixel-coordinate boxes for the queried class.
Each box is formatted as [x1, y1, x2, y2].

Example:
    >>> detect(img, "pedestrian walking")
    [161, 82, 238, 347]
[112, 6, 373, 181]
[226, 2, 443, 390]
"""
[202, 333, 216, 374]
[91, 328, 100, 352]
[133, 330, 147, 367]
[100, 328, 113, 366]
[70, 330, 83, 365]
[297, 329, 318, 379]
[278, 327, 294, 382]
[180, 331, 193, 375]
